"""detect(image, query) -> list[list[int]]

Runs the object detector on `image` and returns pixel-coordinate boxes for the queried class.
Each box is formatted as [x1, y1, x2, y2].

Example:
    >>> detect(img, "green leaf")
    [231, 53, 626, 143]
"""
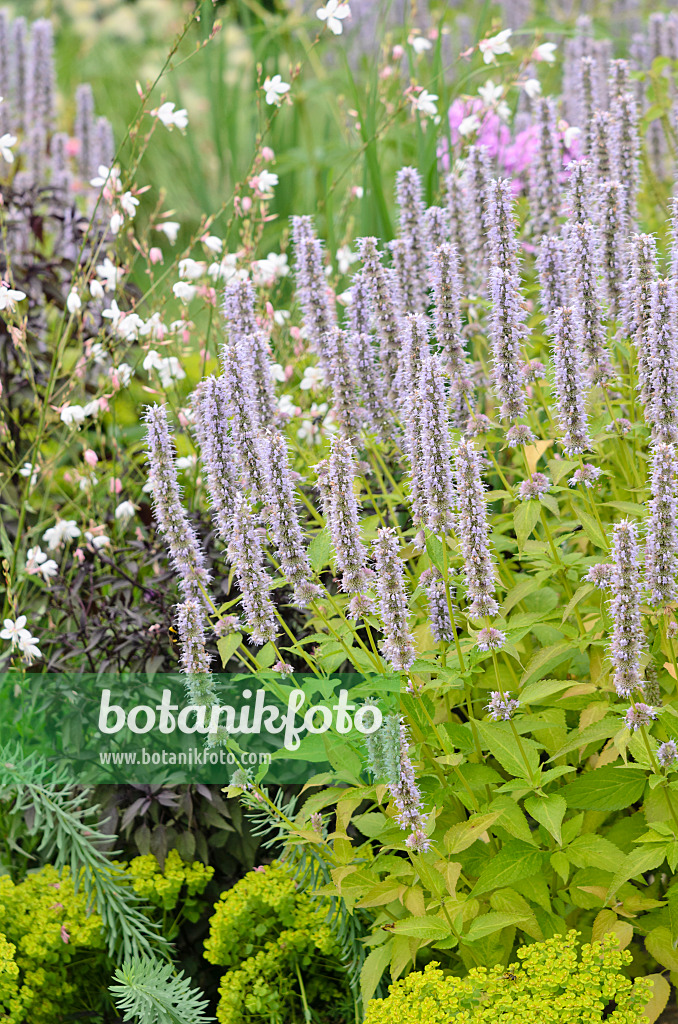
[476, 720, 540, 780]
[565, 834, 624, 870]
[514, 501, 542, 550]
[549, 717, 619, 760]
[308, 529, 331, 571]
[426, 533, 446, 573]
[604, 501, 648, 517]
[502, 573, 551, 615]
[666, 883, 678, 944]
[520, 643, 574, 687]
[560, 584, 593, 625]
[465, 911, 529, 942]
[360, 942, 391, 1006]
[571, 503, 607, 550]
[444, 812, 503, 855]
[524, 793, 566, 845]
[646, 926, 678, 972]
[471, 841, 544, 897]
[548, 458, 579, 485]
[256, 642, 277, 669]
[560, 766, 646, 810]
[641, 974, 671, 1024]
[217, 632, 243, 668]
[606, 845, 668, 900]
[519, 678, 577, 705]
[392, 916, 450, 941]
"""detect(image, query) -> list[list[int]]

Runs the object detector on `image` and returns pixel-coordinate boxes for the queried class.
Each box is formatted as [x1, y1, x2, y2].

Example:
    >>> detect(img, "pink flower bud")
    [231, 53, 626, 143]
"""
[74, 548, 85, 563]
[83, 449, 98, 467]
[110, 477, 122, 494]
[149, 246, 163, 264]
[392, 44, 404, 59]
[262, 146, 275, 161]
[242, 196, 252, 212]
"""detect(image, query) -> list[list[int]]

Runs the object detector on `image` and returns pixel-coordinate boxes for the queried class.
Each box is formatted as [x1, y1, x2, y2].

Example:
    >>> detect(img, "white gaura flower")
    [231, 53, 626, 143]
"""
[43, 520, 81, 550]
[263, 74, 290, 106]
[337, 288, 353, 305]
[18, 633, 42, 664]
[157, 221, 180, 244]
[151, 101, 189, 131]
[479, 28, 512, 64]
[83, 400, 101, 417]
[157, 356, 186, 388]
[0, 284, 26, 311]
[278, 394, 299, 417]
[139, 312, 165, 340]
[143, 349, 163, 372]
[297, 402, 330, 443]
[19, 462, 38, 486]
[410, 36, 432, 54]
[534, 42, 557, 63]
[316, 0, 351, 34]
[523, 78, 542, 99]
[175, 455, 197, 470]
[60, 404, 86, 426]
[252, 252, 289, 285]
[0, 615, 30, 647]
[115, 500, 136, 524]
[178, 258, 206, 280]
[273, 309, 290, 326]
[300, 365, 326, 391]
[563, 125, 581, 149]
[96, 257, 123, 291]
[120, 192, 139, 218]
[90, 165, 121, 190]
[26, 546, 58, 580]
[208, 253, 239, 281]
[203, 235, 223, 253]
[0, 133, 17, 163]
[270, 363, 286, 382]
[111, 363, 133, 387]
[459, 113, 481, 137]
[109, 211, 123, 234]
[337, 245, 358, 275]
[89, 279, 105, 299]
[66, 290, 82, 314]
[84, 531, 110, 550]
[478, 79, 503, 106]
[412, 89, 438, 117]
[251, 170, 279, 195]
[173, 281, 196, 303]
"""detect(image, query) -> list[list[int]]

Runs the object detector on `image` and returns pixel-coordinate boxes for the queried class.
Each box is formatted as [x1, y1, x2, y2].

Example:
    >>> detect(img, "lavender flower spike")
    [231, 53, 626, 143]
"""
[323, 435, 372, 593]
[347, 330, 394, 442]
[357, 236, 400, 390]
[191, 376, 238, 542]
[489, 266, 528, 421]
[382, 716, 430, 851]
[176, 599, 218, 708]
[395, 166, 430, 312]
[223, 279, 278, 427]
[647, 280, 678, 443]
[537, 234, 568, 316]
[418, 347, 456, 534]
[221, 343, 265, 495]
[258, 430, 321, 607]
[463, 145, 491, 279]
[431, 243, 472, 384]
[145, 405, 211, 607]
[372, 528, 417, 671]
[597, 181, 627, 317]
[610, 91, 639, 227]
[567, 221, 613, 383]
[419, 568, 455, 643]
[530, 97, 561, 238]
[609, 520, 644, 697]
[424, 205, 450, 254]
[645, 442, 678, 608]
[626, 233, 657, 405]
[445, 170, 471, 289]
[228, 494, 277, 645]
[324, 326, 362, 442]
[291, 215, 335, 374]
[549, 306, 591, 456]
[454, 437, 499, 618]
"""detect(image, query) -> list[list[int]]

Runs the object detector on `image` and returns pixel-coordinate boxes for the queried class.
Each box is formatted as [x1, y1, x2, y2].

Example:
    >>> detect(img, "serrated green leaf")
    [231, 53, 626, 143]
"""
[444, 812, 503, 854]
[392, 916, 450, 941]
[360, 942, 391, 1005]
[560, 584, 594, 625]
[217, 632, 243, 668]
[471, 840, 544, 897]
[645, 926, 678, 972]
[465, 911, 529, 942]
[426, 533, 446, 573]
[525, 793, 566, 845]
[571, 503, 607, 550]
[548, 458, 579, 485]
[606, 845, 668, 900]
[308, 529, 331, 571]
[256, 642, 277, 669]
[514, 500, 542, 550]
[560, 766, 646, 810]
[549, 717, 619, 760]
[566, 834, 624, 870]
[502, 573, 551, 615]
[476, 720, 540, 780]
[520, 643, 574, 686]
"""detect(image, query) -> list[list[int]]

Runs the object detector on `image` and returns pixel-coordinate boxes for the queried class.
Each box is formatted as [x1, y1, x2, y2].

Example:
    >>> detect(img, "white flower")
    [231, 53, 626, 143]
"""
[115, 500, 136, 524]
[478, 79, 503, 106]
[251, 170, 279, 195]
[83, 400, 101, 417]
[479, 28, 512, 64]
[84, 531, 110, 550]
[89, 279, 105, 299]
[203, 235, 223, 253]
[109, 211, 124, 235]
[19, 462, 38, 486]
[336, 245, 358, 275]
[273, 309, 290, 326]
[300, 365, 326, 391]
[459, 113, 481, 137]
[111, 363, 133, 387]
[316, 0, 351, 34]
[297, 403, 329, 443]
[252, 252, 289, 285]
[523, 78, 542, 99]
[410, 36, 432, 54]
[175, 455, 197, 470]
[96, 257, 123, 292]
[18, 633, 41, 664]
[139, 312, 165, 340]
[90, 165, 120, 190]
[0, 285, 26, 311]
[178, 258, 206, 280]
[270, 363, 286, 382]
[0, 133, 17, 163]
[337, 288, 353, 305]
[157, 356, 186, 388]
[354, 186, 364, 198]
[60, 404, 86, 427]
[66, 290, 82, 314]
[412, 89, 438, 117]
[157, 221, 181, 244]
[263, 74, 290, 106]
[208, 253, 239, 282]
[534, 42, 557, 63]
[43, 520, 81, 550]
[151, 101, 189, 131]
[278, 394, 299, 417]
[563, 125, 581, 149]
[120, 191, 139, 218]
[102, 301, 144, 341]
[173, 281, 196, 303]
[143, 349, 163, 372]
[0, 616, 30, 647]
[26, 547, 58, 580]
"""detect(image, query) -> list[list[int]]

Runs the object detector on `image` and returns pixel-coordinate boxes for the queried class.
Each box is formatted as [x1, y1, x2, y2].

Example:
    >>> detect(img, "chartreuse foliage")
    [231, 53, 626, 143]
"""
[363, 931, 652, 1024]
[204, 860, 350, 1024]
